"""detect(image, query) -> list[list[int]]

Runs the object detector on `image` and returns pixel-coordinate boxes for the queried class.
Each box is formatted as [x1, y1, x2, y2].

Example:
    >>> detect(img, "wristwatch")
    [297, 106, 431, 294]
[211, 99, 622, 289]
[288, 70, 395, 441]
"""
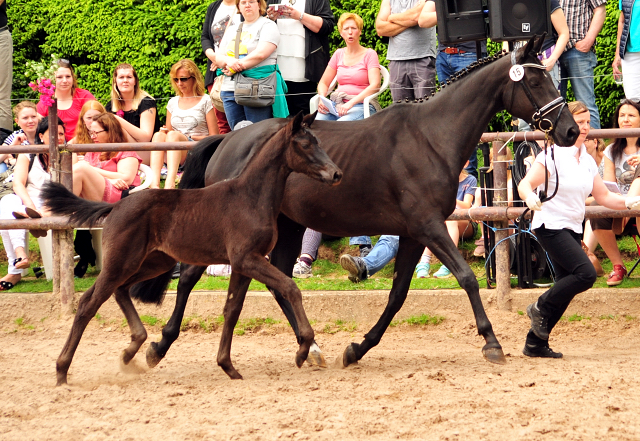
[298, 11, 304, 21]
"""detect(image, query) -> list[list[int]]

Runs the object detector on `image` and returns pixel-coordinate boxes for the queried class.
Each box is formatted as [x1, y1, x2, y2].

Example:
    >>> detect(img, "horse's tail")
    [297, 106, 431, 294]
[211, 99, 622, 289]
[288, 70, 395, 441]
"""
[40, 182, 114, 227]
[129, 268, 173, 305]
[179, 134, 226, 190]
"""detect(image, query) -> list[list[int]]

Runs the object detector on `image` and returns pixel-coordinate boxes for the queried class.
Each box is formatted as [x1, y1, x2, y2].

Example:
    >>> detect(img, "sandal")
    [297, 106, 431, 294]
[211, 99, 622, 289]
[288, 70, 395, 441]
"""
[12, 211, 28, 220]
[13, 257, 29, 270]
[0, 280, 14, 290]
[25, 207, 42, 219]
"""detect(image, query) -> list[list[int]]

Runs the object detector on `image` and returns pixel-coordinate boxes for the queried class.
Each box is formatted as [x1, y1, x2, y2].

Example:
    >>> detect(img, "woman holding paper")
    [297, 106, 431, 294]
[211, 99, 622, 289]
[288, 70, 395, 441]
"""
[315, 13, 380, 121]
[517, 101, 629, 358]
[590, 98, 640, 285]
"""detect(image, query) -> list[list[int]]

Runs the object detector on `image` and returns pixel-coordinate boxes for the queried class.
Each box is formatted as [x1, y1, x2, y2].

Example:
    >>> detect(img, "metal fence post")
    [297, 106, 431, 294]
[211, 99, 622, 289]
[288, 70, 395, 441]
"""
[492, 140, 512, 310]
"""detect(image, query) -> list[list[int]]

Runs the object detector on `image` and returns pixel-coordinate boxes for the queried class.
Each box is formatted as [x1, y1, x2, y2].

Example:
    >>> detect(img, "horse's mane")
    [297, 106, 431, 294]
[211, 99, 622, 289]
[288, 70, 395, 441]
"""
[394, 49, 512, 104]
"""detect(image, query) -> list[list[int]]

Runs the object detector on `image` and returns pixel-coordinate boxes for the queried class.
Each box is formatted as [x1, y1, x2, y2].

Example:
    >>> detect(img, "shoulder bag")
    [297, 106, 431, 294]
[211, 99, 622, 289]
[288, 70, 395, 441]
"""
[210, 75, 225, 112]
[233, 23, 277, 108]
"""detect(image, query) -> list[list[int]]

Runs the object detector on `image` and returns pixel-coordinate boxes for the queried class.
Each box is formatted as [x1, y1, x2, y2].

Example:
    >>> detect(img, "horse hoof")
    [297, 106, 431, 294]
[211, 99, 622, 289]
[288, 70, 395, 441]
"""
[483, 347, 507, 365]
[222, 367, 243, 380]
[56, 375, 68, 387]
[306, 342, 327, 368]
[341, 343, 359, 368]
[146, 343, 164, 368]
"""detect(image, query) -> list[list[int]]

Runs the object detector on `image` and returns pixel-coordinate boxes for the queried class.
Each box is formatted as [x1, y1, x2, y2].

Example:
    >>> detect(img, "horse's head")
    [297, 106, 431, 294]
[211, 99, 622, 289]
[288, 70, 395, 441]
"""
[285, 112, 342, 186]
[505, 35, 579, 146]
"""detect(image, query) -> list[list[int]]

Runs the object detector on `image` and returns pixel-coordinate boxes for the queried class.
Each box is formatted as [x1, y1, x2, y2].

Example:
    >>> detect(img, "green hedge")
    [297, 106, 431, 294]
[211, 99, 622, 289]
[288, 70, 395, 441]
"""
[7, 0, 624, 127]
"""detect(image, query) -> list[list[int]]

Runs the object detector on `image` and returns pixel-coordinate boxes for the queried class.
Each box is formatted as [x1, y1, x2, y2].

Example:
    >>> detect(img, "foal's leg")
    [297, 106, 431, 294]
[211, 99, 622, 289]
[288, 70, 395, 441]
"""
[56, 279, 121, 385]
[147, 263, 207, 367]
[267, 215, 326, 366]
[341, 237, 424, 367]
[217, 271, 251, 379]
[423, 222, 506, 364]
[114, 286, 147, 366]
[234, 253, 314, 369]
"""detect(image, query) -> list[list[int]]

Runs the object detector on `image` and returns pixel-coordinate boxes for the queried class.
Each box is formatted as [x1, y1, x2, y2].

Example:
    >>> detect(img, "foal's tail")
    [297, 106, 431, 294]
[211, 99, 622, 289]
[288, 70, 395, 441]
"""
[40, 182, 114, 227]
[179, 134, 226, 190]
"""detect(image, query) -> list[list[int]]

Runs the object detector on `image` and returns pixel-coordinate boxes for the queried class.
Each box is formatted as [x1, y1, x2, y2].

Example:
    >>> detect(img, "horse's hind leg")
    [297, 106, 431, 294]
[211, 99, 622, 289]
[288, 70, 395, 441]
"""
[217, 271, 251, 379]
[425, 223, 506, 364]
[341, 237, 424, 367]
[56, 280, 120, 386]
[114, 286, 147, 366]
[147, 264, 207, 368]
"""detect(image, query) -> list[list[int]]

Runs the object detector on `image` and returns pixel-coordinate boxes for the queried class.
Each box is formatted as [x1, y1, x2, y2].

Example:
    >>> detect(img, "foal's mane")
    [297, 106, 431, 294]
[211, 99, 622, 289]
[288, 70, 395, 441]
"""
[394, 49, 515, 105]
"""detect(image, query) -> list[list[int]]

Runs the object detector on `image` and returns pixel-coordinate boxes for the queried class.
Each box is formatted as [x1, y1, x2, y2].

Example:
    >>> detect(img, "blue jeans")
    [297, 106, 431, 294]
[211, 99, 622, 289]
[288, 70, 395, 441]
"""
[349, 236, 371, 246]
[436, 51, 478, 83]
[316, 103, 376, 121]
[221, 91, 273, 130]
[559, 48, 600, 129]
[363, 235, 399, 276]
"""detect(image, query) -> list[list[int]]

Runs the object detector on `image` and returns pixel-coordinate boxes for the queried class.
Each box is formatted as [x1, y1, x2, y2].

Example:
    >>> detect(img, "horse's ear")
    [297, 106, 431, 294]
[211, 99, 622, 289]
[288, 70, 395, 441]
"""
[289, 111, 304, 134]
[303, 111, 317, 127]
[518, 36, 536, 63]
[533, 33, 545, 54]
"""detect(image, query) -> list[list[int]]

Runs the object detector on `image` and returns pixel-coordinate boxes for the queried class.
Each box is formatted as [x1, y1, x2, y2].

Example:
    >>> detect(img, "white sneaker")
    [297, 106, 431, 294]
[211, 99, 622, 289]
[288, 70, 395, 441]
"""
[292, 259, 313, 279]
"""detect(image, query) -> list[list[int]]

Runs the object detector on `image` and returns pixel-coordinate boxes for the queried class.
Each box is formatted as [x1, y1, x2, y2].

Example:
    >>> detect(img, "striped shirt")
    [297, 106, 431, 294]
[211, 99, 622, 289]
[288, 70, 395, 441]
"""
[2, 129, 30, 146]
[560, 0, 607, 50]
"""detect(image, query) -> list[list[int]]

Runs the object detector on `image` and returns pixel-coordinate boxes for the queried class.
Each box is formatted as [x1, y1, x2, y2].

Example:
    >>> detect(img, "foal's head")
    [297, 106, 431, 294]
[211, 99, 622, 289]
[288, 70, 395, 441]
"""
[282, 112, 342, 186]
[505, 35, 579, 147]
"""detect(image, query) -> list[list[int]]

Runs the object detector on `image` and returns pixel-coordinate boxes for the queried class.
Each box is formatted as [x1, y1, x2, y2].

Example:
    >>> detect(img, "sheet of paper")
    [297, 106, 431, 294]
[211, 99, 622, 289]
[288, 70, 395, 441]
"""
[603, 180, 621, 194]
[319, 95, 339, 117]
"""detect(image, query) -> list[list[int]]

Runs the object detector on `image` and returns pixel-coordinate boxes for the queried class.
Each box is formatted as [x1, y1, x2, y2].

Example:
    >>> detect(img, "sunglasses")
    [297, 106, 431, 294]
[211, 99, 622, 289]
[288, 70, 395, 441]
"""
[172, 76, 193, 83]
[620, 98, 640, 104]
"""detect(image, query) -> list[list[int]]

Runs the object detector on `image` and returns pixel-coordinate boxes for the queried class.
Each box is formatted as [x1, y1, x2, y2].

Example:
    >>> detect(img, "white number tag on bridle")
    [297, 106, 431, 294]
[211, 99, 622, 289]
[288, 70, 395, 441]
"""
[510, 65, 525, 82]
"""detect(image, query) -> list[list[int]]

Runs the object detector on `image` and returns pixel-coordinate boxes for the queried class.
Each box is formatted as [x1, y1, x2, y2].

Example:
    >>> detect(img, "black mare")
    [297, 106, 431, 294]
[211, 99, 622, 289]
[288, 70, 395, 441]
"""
[133, 37, 579, 373]
[41, 113, 342, 385]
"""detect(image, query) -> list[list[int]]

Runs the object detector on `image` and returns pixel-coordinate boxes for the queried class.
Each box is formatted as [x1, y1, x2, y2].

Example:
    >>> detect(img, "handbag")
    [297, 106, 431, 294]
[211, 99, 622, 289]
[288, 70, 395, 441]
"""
[232, 23, 277, 108]
[210, 75, 225, 112]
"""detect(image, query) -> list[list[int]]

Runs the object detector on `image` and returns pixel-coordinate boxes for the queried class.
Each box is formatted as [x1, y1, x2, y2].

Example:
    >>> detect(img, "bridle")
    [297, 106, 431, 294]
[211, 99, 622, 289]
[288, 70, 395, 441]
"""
[510, 50, 566, 133]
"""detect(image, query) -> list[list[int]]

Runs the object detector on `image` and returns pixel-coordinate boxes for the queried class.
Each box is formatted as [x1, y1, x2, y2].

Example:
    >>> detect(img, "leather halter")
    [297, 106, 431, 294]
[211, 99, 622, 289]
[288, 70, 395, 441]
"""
[510, 51, 566, 133]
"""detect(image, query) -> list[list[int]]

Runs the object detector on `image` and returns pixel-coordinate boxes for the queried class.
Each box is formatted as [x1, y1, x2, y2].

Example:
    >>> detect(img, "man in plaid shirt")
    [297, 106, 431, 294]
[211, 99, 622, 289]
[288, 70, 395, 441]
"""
[558, 0, 607, 129]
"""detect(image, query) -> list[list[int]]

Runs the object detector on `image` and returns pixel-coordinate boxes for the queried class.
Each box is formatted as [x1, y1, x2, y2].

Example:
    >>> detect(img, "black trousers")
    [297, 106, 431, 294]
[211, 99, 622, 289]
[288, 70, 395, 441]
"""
[284, 81, 318, 117]
[526, 225, 597, 346]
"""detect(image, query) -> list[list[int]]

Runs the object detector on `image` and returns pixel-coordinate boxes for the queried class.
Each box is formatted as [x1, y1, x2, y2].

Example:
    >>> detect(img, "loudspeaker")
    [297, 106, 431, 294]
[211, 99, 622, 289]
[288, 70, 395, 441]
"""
[434, 0, 488, 45]
[488, 0, 552, 41]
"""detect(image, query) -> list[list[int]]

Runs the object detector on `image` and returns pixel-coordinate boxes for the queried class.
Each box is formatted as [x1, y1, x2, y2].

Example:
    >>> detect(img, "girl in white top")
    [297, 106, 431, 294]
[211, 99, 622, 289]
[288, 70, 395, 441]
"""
[0, 118, 61, 290]
[150, 59, 218, 189]
[518, 101, 627, 359]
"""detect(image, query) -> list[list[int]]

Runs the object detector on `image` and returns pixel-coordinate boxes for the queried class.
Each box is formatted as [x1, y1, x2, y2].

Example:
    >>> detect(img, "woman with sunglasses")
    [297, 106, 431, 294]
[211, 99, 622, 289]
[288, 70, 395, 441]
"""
[69, 100, 105, 146]
[36, 59, 96, 141]
[150, 59, 217, 189]
[0, 117, 63, 290]
[216, 0, 286, 129]
[106, 63, 161, 165]
[590, 98, 640, 286]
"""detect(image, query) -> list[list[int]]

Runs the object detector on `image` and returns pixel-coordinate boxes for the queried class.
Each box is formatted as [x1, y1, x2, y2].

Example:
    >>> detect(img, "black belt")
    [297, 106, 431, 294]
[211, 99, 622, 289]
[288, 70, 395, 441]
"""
[0, 26, 8, 33]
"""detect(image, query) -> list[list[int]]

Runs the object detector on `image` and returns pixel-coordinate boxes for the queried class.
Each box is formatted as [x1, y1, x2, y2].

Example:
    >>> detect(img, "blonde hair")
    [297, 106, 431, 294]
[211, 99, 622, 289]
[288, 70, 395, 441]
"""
[169, 59, 206, 97]
[568, 101, 589, 116]
[110, 63, 152, 112]
[75, 100, 106, 145]
[338, 13, 364, 32]
[12, 101, 37, 119]
[235, 0, 267, 15]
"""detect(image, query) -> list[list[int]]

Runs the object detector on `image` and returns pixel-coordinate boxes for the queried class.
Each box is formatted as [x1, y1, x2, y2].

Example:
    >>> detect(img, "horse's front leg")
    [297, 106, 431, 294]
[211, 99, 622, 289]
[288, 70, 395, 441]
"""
[113, 286, 147, 366]
[426, 222, 506, 365]
[56, 279, 120, 386]
[341, 237, 423, 367]
[234, 254, 314, 369]
[217, 271, 251, 379]
[147, 264, 207, 368]
[267, 215, 326, 367]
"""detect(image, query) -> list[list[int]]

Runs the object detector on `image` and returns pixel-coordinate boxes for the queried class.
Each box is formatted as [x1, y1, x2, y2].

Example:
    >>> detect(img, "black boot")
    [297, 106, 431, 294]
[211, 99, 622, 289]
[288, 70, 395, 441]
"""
[74, 230, 96, 278]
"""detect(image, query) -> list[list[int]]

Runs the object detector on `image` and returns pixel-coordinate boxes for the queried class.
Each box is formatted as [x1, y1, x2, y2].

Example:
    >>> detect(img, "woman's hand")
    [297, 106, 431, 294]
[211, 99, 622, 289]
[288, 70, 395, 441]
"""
[108, 178, 129, 190]
[318, 102, 329, 114]
[541, 56, 557, 72]
[336, 101, 354, 117]
[628, 155, 640, 167]
[10, 133, 28, 146]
